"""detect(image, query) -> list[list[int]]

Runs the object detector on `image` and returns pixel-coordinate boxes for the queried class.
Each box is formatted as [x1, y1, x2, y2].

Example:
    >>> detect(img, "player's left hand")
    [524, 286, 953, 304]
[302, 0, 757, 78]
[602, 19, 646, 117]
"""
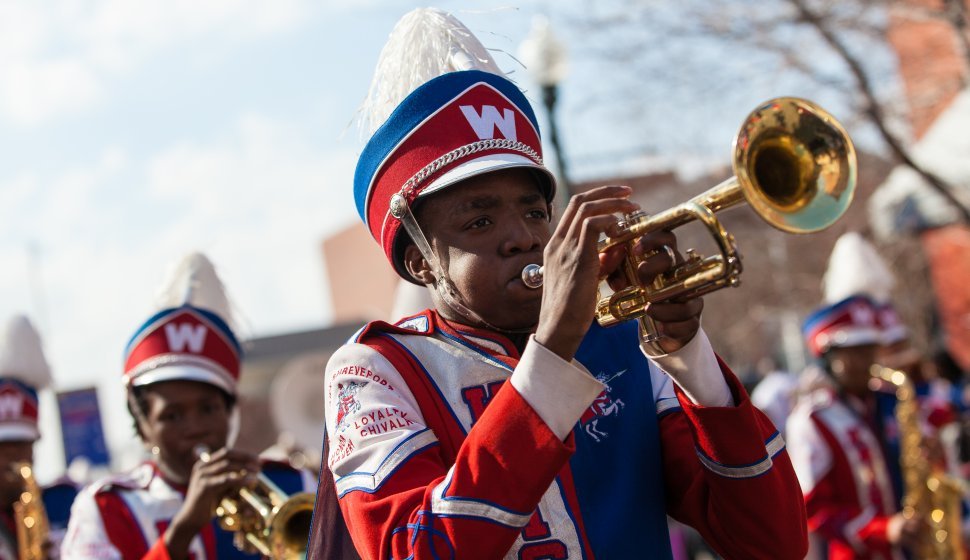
[603, 229, 703, 354]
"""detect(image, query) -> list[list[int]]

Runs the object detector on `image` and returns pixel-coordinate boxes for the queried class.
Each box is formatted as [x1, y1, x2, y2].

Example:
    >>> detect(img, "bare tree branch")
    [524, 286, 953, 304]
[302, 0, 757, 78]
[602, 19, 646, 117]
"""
[790, 0, 970, 223]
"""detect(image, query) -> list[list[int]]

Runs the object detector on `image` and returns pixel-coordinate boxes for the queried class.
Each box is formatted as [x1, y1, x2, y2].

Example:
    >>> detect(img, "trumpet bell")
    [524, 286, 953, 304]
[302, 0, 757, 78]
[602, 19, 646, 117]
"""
[196, 444, 315, 560]
[518, 97, 857, 355]
[736, 97, 856, 233]
[593, 97, 856, 353]
[268, 492, 316, 559]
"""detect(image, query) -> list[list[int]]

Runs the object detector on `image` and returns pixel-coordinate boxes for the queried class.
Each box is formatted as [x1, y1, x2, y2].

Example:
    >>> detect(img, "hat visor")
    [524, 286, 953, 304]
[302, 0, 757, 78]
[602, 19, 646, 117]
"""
[818, 327, 883, 353]
[0, 422, 40, 442]
[130, 364, 236, 396]
[882, 325, 909, 345]
[417, 153, 556, 200]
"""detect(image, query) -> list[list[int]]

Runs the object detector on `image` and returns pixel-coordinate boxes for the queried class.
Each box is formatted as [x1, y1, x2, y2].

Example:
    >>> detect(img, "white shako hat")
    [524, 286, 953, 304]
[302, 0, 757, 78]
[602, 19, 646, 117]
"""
[123, 252, 243, 396]
[821, 232, 908, 344]
[0, 315, 52, 442]
[354, 8, 556, 282]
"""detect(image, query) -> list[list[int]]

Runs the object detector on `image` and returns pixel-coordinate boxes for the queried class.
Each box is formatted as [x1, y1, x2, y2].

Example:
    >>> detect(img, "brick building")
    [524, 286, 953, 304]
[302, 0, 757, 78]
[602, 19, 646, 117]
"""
[872, 0, 970, 369]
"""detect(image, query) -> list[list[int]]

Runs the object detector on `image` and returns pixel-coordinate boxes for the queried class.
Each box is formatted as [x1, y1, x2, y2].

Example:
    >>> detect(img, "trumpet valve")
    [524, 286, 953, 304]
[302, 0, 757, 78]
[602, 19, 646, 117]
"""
[616, 210, 647, 232]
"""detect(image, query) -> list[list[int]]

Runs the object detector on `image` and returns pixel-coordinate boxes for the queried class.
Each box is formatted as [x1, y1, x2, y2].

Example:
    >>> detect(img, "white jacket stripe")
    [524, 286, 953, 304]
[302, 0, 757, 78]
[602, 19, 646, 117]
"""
[656, 397, 680, 416]
[336, 429, 438, 497]
[696, 433, 786, 479]
[431, 467, 533, 528]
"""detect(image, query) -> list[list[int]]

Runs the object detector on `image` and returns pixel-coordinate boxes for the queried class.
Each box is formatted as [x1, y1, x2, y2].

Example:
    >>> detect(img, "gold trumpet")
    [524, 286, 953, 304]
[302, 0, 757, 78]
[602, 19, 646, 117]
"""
[196, 447, 315, 560]
[522, 97, 856, 353]
[13, 463, 49, 560]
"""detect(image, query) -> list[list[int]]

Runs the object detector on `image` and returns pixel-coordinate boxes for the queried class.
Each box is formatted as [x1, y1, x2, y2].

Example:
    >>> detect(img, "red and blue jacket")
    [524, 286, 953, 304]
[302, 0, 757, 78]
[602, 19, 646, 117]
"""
[61, 460, 315, 559]
[322, 310, 807, 559]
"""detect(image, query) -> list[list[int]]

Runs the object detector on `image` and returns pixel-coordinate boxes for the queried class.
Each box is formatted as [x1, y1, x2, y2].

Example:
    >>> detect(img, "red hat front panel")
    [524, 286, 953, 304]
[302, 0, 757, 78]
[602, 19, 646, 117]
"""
[123, 306, 242, 395]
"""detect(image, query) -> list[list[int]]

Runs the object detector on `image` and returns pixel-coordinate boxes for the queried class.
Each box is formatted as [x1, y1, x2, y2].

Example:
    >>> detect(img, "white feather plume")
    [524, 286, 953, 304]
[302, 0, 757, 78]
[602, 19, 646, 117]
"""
[0, 315, 52, 389]
[823, 232, 895, 304]
[358, 7, 504, 136]
[154, 252, 240, 335]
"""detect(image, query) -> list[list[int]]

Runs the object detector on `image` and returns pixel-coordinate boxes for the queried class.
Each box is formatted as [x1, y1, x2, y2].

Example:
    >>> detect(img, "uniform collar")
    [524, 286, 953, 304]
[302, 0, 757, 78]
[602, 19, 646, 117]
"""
[430, 311, 523, 365]
[149, 460, 188, 495]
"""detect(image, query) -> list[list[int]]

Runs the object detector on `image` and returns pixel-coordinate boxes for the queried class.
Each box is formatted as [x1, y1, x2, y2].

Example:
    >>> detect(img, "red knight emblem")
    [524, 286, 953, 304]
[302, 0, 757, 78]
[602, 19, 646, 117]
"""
[335, 381, 366, 432]
[579, 370, 627, 442]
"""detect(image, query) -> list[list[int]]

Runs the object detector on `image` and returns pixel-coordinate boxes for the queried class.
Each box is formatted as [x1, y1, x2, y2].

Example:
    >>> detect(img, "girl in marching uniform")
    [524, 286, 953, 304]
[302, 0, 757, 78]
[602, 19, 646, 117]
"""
[62, 253, 315, 560]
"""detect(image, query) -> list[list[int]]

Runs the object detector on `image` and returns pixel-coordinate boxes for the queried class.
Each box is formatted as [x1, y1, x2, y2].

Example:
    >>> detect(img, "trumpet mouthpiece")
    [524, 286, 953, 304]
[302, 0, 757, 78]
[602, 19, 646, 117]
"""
[193, 444, 212, 463]
[521, 264, 544, 289]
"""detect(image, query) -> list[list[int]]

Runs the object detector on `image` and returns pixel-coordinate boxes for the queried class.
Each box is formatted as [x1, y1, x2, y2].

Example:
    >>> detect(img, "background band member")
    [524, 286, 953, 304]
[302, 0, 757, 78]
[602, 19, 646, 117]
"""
[0, 314, 76, 560]
[788, 295, 921, 559]
[307, 8, 807, 559]
[61, 253, 316, 560]
[824, 232, 959, 420]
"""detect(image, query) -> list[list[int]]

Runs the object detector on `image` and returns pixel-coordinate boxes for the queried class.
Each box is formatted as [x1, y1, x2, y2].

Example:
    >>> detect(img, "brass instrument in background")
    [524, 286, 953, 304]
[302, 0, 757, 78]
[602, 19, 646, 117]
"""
[13, 463, 48, 560]
[522, 97, 857, 353]
[196, 447, 315, 560]
[871, 365, 965, 560]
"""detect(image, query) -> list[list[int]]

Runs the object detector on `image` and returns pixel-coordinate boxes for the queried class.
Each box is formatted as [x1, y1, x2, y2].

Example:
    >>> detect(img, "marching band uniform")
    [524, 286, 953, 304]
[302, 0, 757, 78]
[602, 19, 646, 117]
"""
[327, 311, 804, 559]
[62, 253, 316, 560]
[63, 460, 313, 559]
[790, 232, 970, 559]
[787, 296, 903, 560]
[309, 9, 807, 559]
[0, 315, 77, 560]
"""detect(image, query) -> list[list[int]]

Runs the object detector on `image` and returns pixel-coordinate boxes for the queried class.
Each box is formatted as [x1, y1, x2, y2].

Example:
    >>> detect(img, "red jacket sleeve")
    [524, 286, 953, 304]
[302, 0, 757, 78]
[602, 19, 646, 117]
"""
[659, 358, 809, 560]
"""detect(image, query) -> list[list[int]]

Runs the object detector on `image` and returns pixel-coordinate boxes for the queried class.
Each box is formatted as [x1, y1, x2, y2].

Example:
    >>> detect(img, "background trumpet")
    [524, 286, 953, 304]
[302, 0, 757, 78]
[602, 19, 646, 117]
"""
[195, 446, 315, 560]
[522, 97, 856, 354]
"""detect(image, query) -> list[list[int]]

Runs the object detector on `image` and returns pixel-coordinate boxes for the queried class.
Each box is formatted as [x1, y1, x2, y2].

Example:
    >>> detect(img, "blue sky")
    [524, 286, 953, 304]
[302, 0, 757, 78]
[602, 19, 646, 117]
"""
[0, 0, 900, 480]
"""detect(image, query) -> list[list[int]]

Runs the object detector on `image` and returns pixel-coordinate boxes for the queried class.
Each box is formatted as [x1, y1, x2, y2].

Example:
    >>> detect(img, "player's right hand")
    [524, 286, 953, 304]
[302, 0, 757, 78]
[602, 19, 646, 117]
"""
[535, 185, 637, 362]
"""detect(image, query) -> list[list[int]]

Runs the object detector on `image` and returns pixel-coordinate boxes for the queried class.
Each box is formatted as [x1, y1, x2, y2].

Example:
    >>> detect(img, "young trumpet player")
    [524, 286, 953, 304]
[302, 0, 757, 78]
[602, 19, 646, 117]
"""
[307, 8, 808, 559]
[0, 315, 77, 560]
[62, 253, 316, 560]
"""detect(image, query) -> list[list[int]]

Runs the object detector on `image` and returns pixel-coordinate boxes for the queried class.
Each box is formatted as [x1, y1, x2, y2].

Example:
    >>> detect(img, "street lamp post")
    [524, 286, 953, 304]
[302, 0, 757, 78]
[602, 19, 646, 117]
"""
[519, 16, 571, 198]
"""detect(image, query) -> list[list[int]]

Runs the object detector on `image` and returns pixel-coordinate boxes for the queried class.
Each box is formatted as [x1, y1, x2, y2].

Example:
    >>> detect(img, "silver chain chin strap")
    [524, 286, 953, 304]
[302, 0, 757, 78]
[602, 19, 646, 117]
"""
[398, 139, 543, 200]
